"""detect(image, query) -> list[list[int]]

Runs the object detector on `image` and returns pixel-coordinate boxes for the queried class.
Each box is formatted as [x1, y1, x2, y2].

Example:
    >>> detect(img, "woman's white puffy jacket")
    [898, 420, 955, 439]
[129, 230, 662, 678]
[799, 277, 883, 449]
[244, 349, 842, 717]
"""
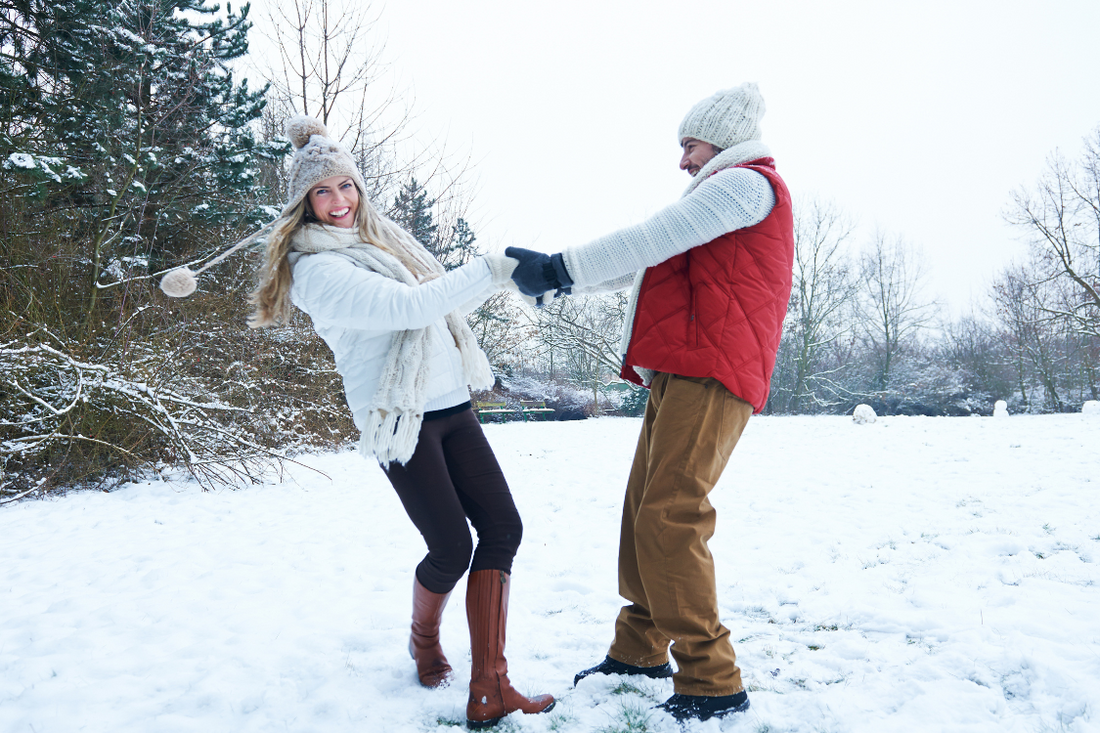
[288, 251, 495, 431]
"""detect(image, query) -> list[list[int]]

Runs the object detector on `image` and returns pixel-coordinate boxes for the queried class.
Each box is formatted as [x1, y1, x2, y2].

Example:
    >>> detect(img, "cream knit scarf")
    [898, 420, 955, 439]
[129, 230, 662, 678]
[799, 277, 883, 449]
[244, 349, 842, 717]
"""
[621, 139, 773, 385]
[290, 224, 494, 465]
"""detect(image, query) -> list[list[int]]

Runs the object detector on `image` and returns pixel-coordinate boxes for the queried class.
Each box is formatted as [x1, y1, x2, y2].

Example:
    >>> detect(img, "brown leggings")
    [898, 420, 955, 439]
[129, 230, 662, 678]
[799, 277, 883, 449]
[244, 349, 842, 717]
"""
[382, 405, 523, 594]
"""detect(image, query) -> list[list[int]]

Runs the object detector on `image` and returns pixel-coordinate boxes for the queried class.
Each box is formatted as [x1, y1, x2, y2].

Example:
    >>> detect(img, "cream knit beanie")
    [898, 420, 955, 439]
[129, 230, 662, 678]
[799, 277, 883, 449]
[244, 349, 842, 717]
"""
[677, 83, 765, 149]
[283, 116, 368, 216]
[159, 116, 367, 298]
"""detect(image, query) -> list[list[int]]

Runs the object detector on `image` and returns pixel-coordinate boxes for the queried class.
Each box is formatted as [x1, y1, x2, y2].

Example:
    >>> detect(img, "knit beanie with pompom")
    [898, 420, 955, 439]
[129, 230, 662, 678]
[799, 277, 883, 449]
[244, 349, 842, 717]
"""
[677, 83, 765, 150]
[160, 116, 367, 298]
[283, 116, 368, 216]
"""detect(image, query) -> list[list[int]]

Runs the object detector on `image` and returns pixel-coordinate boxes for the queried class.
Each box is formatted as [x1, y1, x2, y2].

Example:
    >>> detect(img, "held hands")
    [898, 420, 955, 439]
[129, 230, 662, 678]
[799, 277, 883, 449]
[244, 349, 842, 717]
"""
[481, 253, 565, 307]
[504, 246, 574, 307]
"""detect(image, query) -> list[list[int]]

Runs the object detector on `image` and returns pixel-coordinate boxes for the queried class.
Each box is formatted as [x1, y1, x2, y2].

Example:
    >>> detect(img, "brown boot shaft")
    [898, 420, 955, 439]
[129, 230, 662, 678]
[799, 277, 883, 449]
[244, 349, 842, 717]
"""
[466, 569, 554, 727]
[410, 578, 453, 688]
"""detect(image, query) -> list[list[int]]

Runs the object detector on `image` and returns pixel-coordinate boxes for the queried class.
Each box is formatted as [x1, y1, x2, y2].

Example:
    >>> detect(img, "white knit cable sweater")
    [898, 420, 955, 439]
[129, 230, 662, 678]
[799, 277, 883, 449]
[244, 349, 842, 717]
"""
[561, 141, 777, 380]
[288, 247, 496, 462]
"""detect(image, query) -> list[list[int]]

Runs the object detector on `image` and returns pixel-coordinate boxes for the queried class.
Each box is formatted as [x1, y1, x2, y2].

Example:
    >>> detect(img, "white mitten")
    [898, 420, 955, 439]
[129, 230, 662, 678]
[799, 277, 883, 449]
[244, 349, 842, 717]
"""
[483, 253, 520, 288]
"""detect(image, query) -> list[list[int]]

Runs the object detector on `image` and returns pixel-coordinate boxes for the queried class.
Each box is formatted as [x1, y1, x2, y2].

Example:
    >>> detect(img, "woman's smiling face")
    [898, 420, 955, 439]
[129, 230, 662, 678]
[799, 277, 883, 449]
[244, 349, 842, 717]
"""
[307, 176, 359, 228]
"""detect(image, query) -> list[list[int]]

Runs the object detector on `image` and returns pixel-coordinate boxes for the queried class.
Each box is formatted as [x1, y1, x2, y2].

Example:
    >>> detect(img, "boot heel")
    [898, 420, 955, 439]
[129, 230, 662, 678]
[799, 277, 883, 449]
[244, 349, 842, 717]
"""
[465, 715, 503, 729]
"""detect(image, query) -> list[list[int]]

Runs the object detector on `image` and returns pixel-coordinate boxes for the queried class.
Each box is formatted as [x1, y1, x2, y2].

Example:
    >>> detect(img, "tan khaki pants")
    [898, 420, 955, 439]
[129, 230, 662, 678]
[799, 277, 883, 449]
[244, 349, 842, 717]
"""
[608, 372, 752, 696]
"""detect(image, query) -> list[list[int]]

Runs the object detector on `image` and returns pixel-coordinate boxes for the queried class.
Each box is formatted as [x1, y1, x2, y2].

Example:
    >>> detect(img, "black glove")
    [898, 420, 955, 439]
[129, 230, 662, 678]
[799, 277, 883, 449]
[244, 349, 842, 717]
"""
[505, 246, 574, 297]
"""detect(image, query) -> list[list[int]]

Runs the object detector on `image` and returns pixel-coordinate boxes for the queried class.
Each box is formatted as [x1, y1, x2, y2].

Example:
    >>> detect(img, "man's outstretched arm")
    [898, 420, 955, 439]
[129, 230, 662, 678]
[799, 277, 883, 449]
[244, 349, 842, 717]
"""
[508, 167, 775, 296]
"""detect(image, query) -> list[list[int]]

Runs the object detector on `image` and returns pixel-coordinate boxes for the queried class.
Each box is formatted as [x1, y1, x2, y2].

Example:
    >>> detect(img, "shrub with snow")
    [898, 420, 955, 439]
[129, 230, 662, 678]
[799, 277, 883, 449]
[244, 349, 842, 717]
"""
[852, 404, 877, 424]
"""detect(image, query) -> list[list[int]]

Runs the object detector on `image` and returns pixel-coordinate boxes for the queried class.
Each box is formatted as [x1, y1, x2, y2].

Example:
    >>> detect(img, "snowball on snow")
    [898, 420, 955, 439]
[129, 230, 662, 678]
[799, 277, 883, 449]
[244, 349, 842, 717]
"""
[853, 404, 876, 424]
[993, 400, 1009, 417]
[1083, 400, 1100, 416]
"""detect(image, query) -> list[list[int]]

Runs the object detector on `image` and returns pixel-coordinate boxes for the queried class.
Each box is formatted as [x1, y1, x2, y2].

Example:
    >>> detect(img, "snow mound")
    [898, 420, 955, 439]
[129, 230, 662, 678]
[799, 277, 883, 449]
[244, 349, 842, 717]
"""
[1083, 400, 1100, 416]
[852, 404, 876, 424]
[993, 400, 1009, 417]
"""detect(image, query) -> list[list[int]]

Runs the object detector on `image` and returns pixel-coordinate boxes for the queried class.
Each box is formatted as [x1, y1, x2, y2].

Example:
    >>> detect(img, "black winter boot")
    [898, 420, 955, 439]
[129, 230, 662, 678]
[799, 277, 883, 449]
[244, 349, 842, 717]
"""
[657, 691, 750, 721]
[574, 655, 674, 686]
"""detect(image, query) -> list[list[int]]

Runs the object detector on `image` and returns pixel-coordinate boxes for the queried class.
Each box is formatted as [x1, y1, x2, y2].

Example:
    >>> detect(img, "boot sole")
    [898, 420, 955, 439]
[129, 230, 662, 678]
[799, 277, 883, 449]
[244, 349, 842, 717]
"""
[466, 700, 556, 729]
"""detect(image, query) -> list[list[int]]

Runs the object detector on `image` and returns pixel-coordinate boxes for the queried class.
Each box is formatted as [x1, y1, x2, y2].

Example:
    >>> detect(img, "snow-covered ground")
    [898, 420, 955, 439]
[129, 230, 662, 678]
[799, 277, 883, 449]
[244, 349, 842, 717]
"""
[2, 414, 1099, 733]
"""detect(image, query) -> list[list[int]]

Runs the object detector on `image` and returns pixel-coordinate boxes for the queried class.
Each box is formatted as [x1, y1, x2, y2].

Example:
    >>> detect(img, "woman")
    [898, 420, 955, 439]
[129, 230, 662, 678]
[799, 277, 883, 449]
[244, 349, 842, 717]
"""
[248, 117, 554, 728]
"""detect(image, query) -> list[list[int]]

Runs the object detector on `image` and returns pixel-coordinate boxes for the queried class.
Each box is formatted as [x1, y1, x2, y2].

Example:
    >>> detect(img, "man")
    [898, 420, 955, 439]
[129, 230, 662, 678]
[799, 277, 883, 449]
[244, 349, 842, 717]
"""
[506, 83, 794, 722]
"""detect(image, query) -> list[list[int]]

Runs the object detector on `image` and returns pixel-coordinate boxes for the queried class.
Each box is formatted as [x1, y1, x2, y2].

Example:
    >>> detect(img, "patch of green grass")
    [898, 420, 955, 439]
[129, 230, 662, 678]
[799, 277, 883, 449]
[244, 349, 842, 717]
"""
[813, 624, 839, 632]
[608, 680, 648, 697]
[597, 701, 655, 733]
[434, 715, 465, 727]
[807, 644, 824, 651]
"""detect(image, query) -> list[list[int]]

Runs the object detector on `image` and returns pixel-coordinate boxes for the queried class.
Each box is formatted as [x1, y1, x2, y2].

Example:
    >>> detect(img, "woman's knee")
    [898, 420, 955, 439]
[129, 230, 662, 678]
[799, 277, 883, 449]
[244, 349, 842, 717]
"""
[478, 516, 523, 560]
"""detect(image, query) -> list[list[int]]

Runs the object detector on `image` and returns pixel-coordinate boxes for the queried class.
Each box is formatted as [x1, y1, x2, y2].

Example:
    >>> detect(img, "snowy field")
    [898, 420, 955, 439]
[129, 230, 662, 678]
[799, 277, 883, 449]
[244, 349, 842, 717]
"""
[2, 414, 1099, 733]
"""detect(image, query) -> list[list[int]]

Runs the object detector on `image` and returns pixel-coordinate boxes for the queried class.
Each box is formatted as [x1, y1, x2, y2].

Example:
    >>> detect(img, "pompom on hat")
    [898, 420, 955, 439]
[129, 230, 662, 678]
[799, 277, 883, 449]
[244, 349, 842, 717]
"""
[677, 82, 766, 150]
[160, 115, 366, 298]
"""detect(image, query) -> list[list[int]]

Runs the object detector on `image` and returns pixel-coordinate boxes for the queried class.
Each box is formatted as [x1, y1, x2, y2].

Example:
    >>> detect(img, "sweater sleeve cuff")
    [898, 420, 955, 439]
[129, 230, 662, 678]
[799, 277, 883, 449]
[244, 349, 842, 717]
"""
[549, 252, 573, 288]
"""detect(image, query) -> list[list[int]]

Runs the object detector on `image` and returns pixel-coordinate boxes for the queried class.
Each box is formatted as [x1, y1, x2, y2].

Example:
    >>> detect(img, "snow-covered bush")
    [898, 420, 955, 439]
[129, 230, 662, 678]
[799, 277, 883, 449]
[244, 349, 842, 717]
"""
[1, 341, 271, 501]
[491, 375, 592, 420]
[852, 404, 877, 424]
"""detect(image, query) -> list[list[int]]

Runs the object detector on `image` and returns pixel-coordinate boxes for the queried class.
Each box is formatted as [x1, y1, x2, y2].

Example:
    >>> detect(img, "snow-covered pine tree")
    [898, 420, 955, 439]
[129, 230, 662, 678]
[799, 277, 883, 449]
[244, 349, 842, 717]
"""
[1, 0, 286, 315]
[390, 176, 439, 248]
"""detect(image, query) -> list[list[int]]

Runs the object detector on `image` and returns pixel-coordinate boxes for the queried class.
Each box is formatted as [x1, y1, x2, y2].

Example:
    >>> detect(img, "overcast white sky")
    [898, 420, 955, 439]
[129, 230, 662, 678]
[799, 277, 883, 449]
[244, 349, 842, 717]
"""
[252, 0, 1100, 318]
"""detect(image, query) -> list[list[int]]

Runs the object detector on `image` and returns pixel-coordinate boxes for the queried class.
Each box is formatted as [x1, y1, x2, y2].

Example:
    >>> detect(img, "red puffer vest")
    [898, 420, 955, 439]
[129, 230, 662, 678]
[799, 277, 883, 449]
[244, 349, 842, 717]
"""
[620, 159, 793, 413]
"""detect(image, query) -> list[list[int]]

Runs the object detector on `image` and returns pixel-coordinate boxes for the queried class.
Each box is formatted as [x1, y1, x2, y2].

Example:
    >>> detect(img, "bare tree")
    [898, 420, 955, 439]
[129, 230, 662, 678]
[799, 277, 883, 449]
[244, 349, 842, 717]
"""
[857, 232, 937, 390]
[992, 265, 1070, 412]
[533, 294, 629, 414]
[779, 197, 859, 412]
[257, 0, 471, 210]
[1005, 127, 1100, 339]
[466, 292, 535, 370]
[939, 315, 1016, 405]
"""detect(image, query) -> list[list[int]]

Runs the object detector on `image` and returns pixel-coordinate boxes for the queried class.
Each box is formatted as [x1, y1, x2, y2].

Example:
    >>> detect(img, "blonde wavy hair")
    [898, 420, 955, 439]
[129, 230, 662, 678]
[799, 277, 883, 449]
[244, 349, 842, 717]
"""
[248, 183, 440, 328]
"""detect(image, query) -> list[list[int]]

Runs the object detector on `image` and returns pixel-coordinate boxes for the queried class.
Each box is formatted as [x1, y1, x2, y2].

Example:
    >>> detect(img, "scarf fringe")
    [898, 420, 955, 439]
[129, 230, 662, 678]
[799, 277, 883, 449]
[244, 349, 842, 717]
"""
[359, 408, 423, 465]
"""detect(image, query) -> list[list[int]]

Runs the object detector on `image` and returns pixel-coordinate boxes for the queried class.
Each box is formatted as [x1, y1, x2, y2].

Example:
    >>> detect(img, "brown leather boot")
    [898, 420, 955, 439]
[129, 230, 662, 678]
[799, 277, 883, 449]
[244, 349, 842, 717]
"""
[465, 569, 555, 728]
[409, 577, 453, 688]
